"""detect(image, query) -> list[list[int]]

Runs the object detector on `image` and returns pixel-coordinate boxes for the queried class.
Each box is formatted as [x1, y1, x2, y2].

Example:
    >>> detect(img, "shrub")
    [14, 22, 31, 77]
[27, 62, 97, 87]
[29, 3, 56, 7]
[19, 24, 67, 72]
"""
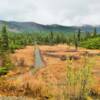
[0, 67, 8, 75]
[80, 36, 100, 49]
[0, 52, 13, 75]
[65, 56, 94, 100]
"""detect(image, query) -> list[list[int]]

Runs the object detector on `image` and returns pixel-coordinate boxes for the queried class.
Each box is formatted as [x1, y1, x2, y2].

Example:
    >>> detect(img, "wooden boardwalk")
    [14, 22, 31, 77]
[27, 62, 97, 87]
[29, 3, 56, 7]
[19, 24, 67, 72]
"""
[34, 46, 45, 68]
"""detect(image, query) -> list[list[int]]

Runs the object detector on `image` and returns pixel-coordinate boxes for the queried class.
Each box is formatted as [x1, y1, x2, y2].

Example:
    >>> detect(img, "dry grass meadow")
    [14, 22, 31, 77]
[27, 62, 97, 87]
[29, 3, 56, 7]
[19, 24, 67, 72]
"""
[0, 44, 100, 99]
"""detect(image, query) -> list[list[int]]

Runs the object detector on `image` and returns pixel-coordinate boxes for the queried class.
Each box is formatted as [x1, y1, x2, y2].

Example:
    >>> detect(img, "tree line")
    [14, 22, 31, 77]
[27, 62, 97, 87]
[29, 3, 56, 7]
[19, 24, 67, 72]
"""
[0, 25, 98, 53]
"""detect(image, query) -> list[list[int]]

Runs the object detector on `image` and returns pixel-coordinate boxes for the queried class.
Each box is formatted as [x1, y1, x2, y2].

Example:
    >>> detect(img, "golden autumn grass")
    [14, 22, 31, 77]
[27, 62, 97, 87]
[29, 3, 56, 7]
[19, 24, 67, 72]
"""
[0, 44, 100, 99]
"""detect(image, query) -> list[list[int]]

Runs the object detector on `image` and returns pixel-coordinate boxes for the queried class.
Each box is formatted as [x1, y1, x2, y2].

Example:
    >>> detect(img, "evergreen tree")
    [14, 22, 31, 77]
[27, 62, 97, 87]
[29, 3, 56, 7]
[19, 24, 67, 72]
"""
[1, 25, 9, 52]
[74, 34, 78, 50]
[60, 33, 66, 43]
[55, 34, 60, 44]
[77, 28, 81, 41]
[93, 27, 97, 37]
[49, 32, 54, 45]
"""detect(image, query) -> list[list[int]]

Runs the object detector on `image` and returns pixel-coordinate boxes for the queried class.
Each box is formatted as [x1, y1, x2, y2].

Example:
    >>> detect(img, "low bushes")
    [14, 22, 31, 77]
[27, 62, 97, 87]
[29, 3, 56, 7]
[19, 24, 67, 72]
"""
[0, 52, 13, 76]
[0, 67, 8, 75]
[80, 36, 100, 49]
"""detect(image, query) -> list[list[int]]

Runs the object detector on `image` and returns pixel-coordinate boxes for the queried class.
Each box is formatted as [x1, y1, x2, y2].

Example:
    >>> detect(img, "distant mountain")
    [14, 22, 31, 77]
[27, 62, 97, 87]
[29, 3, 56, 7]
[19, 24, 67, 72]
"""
[0, 20, 100, 33]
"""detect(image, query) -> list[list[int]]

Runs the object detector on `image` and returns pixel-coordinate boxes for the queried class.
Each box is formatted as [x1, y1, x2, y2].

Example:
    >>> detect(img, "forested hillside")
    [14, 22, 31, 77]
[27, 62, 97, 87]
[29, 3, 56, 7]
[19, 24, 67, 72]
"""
[0, 25, 100, 53]
[0, 20, 100, 34]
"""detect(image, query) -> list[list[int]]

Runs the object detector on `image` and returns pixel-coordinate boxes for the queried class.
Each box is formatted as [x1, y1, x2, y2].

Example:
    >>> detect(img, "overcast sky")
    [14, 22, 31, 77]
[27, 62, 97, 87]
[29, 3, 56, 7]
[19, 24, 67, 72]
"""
[0, 0, 100, 26]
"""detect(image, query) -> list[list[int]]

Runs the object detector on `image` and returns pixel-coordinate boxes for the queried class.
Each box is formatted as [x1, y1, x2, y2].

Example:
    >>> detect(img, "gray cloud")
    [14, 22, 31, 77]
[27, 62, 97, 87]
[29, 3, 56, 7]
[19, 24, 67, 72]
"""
[0, 0, 100, 25]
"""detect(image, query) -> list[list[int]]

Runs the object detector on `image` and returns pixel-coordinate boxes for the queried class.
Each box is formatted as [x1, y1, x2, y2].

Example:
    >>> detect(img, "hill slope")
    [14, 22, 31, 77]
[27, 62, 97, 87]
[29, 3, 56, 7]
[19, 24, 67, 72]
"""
[0, 20, 100, 33]
[0, 20, 76, 33]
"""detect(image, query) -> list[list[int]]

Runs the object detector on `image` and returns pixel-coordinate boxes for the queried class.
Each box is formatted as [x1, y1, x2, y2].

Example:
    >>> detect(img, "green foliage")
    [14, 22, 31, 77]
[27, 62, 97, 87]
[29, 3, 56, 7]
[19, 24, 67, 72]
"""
[73, 33, 79, 50]
[0, 67, 8, 75]
[80, 36, 100, 49]
[0, 25, 99, 51]
[0, 32, 69, 51]
[0, 25, 9, 52]
[65, 57, 94, 100]
[0, 52, 13, 75]
[85, 32, 91, 39]
[77, 28, 81, 41]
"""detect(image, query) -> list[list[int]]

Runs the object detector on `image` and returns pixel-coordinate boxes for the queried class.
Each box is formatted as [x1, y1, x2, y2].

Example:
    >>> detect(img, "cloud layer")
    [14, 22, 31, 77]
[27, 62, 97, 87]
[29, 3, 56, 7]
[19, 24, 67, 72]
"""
[0, 0, 100, 26]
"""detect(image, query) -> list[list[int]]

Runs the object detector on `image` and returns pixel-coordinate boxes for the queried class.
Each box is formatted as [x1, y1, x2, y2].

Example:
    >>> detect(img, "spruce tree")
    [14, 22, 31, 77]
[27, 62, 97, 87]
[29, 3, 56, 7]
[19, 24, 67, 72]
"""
[49, 32, 54, 45]
[0, 25, 11, 67]
[1, 25, 9, 52]
[74, 34, 78, 51]
[77, 28, 81, 41]
[56, 34, 60, 44]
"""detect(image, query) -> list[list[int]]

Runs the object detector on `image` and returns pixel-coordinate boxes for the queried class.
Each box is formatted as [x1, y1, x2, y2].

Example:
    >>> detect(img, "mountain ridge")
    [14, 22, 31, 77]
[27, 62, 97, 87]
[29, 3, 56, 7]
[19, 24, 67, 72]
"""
[0, 20, 100, 33]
